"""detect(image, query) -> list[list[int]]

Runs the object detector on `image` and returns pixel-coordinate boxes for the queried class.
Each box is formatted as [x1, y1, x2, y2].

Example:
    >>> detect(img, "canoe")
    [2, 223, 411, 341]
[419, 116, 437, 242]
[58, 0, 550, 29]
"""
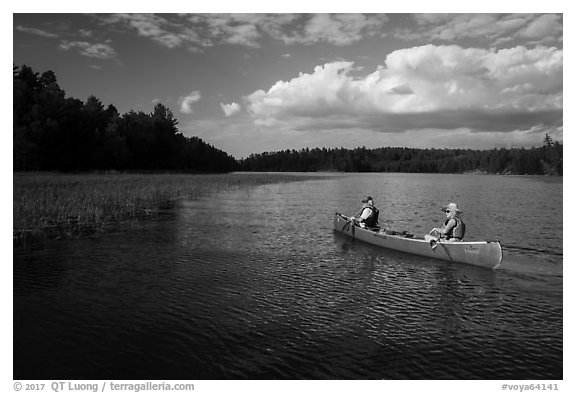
[334, 212, 502, 269]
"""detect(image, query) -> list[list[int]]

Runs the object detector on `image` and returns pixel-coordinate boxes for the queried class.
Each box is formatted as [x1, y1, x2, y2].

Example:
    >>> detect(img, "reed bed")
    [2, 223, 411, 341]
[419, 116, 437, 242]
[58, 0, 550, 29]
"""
[14, 172, 324, 245]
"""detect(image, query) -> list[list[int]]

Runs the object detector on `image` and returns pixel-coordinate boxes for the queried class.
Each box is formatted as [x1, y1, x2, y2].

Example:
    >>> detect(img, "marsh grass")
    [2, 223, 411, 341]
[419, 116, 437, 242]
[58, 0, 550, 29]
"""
[14, 172, 325, 245]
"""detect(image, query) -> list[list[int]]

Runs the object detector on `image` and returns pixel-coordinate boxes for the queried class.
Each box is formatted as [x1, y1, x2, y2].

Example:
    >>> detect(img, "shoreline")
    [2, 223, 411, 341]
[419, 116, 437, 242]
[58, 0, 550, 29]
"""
[13, 172, 329, 247]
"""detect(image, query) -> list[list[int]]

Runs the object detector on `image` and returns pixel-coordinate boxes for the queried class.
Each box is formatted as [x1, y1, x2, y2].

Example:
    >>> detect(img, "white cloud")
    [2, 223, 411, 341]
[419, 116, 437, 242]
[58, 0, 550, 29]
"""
[405, 14, 562, 45]
[16, 25, 58, 38]
[427, 14, 522, 41]
[101, 13, 389, 50]
[101, 14, 204, 49]
[196, 14, 263, 47]
[246, 61, 356, 119]
[77, 29, 94, 38]
[298, 14, 385, 46]
[179, 91, 202, 114]
[220, 102, 241, 117]
[517, 14, 562, 39]
[245, 44, 562, 134]
[59, 41, 117, 59]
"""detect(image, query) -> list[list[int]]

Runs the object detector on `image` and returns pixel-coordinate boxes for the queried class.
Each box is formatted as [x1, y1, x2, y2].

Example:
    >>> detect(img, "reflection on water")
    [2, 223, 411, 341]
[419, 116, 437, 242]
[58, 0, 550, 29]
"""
[14, 173, 562, 379]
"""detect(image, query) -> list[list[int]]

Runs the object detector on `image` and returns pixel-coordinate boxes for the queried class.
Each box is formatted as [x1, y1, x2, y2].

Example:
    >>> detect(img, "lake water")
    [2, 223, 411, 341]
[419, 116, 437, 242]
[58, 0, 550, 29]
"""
[13, 173, 563, 380]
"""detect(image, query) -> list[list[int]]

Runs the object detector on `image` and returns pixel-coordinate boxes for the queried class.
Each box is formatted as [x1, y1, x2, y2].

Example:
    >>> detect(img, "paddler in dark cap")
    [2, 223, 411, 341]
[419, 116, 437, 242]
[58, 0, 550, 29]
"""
[350, 195, 380, 229]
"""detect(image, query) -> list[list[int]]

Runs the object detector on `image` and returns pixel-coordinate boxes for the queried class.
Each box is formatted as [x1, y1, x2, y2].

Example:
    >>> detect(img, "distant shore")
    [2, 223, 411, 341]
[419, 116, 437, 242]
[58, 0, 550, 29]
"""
[13, 172, 328, 246]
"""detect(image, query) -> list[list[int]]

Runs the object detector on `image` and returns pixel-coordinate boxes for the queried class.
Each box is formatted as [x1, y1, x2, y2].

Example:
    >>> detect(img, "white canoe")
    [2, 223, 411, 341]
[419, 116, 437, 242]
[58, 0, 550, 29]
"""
[334, 213, 503, 269]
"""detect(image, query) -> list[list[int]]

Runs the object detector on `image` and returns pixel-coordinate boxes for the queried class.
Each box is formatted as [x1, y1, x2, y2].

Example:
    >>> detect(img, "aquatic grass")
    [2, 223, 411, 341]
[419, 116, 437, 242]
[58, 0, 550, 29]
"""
[14, 172, 326, 245]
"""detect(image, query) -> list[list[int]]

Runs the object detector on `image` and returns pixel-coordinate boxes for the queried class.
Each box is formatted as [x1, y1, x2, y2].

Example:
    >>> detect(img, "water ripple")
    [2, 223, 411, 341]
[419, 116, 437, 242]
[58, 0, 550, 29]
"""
[14, 174, 562, 379]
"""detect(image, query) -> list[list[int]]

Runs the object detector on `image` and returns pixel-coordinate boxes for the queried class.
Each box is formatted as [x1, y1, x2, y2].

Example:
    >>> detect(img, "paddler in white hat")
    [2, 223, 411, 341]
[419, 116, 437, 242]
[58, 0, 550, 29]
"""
[427, 202, 466, 245]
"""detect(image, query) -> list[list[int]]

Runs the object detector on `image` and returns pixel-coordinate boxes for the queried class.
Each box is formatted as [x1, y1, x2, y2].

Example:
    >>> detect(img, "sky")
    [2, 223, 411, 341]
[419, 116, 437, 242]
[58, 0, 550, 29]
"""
[12, 10, 564, 159]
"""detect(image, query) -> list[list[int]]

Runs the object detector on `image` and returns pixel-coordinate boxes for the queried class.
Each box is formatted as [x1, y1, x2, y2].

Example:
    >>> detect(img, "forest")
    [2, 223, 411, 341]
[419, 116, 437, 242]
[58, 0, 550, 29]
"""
[238, 141, 563, 175]
[13, 65, 237, 172]
[14, 65, 562, 175]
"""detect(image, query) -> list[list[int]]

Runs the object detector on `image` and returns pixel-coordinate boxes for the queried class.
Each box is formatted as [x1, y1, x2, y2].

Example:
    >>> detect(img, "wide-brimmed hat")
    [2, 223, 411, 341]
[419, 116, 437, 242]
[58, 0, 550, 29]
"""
[362, 196, 373, 203]
[442, 202, 462, 213]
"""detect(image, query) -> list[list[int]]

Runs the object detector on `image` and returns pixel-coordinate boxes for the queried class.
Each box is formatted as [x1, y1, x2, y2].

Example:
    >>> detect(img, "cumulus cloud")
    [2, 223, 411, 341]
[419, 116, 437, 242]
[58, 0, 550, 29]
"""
[220, 102, 241, 117]
[179, 91, 202, 114]
[59, 40, 117, 59]
[245, 44, 563, 135]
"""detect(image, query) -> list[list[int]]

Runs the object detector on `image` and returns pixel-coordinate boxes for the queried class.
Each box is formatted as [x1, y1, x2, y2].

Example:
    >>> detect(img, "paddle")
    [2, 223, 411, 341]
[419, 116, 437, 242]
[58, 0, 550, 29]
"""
[427, 228, 441, 250]
[341, 218, 352, 232]
[337, 212, 356, 239]
[426, 228, 455, 260]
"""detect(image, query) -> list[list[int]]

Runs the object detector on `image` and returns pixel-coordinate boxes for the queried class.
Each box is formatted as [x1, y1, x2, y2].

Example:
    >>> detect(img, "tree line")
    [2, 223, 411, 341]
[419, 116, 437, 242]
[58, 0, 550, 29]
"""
[239, 142, 562, 175]
[14, 65, 237, 172]
[14, 64, 562, 175]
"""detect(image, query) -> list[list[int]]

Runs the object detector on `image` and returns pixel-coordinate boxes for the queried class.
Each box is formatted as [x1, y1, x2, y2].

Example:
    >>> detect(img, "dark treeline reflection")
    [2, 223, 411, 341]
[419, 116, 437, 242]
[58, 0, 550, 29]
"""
[14, 65, 562, 175]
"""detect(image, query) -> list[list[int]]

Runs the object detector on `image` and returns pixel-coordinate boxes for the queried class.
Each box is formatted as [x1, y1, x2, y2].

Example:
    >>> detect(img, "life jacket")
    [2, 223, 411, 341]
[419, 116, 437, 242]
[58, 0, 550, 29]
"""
[363, 206, 380, 227]
[444, 217, 465, 240]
